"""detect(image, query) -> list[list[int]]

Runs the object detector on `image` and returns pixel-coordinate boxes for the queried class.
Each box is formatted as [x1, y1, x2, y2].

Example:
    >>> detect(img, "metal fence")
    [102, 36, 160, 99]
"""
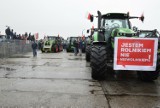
[0, 40, 32, 58]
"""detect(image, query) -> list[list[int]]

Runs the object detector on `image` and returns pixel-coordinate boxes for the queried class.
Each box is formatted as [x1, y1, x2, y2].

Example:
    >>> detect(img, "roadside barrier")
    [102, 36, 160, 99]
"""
[0, 40, 32, 58]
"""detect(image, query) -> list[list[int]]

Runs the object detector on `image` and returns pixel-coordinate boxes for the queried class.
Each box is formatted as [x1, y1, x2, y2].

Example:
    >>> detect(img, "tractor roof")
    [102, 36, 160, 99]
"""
[102, 13, 129, 19]
[47, 36, 57, 37]
[139, 30, 157, 33]
[70, 37, 79, 38]
[47, 36, 58, 38]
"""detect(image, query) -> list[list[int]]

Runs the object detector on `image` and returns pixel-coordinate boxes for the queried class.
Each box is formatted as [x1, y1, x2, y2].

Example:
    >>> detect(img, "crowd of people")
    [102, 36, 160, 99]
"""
[5, 26, 35, 41]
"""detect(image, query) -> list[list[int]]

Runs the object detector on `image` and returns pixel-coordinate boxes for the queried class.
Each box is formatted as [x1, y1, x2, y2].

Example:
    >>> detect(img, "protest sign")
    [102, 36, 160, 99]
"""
[114, 37, 158, 71]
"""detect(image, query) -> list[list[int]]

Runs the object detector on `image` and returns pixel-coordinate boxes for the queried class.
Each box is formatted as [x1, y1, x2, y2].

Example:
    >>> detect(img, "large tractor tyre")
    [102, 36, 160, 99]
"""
[51, 45, 55, 53]
[41, 48, 45, 53]
[54, 45, 59, 53]
[91, 44, 107, 80]
[66, 48, 70, 52]
[137, 62, 160, 81]
[86, 52, 90, 62]
[41, 50, 45, 53]
[58, 45, 62, 52]
[85, 46, 91, 62]
[59, 46, 62, 51]
[57, 46, 60, 52]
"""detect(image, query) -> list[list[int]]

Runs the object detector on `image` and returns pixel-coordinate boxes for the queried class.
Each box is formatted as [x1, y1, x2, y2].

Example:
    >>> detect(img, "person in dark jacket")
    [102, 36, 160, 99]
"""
[73, 39, 78, 56]
[32, 41, 38, 57]
[78, 37, 83, 56]
[10, 29, 14, 39]
[5, 27, 11, 39]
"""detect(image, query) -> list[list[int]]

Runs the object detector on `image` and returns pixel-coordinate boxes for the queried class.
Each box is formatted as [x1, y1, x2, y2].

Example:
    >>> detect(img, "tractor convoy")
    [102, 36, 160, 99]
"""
[39, 11, 160, 81]
[86, 11, 160, 81]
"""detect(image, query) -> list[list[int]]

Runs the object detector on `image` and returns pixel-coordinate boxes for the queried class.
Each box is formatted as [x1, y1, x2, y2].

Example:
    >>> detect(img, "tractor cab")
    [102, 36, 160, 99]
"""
[66, 37, 79, 52]
[138, 29, 160, 38]
[138, 29, 160, 54]
[101, 13, 131, 41]
[100, 13, 141, 44]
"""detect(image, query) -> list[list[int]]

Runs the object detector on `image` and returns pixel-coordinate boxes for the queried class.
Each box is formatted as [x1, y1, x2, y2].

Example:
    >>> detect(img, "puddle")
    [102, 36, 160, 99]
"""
[41, 58, 62, 59]
[88, 80, 98, 82]
[9, 56, 30, 58]
[43, 62, 60, 67]
[90, 90, 94, 94]
[86, 64, 90, 67]
[0, 66, 16, 71]
[32, 65, 37, 69]
[68, 58, 85, 61]
[3, 61, 26, 65]
[89, 84, 101, 87]
[90, 89, 103, 95]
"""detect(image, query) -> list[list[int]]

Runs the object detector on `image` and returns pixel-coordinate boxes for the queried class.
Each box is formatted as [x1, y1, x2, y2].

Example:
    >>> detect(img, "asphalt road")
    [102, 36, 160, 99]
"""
[0, 51, 160, 108]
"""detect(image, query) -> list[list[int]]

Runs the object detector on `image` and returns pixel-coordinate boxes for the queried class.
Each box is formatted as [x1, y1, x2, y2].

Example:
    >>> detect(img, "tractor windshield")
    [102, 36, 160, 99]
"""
[104, 19, 129, 29]
[102, 19, 129, 41]
[47, 36, 57, 41]
[71, 37, 78, 44]
[139, 31, 160, 38]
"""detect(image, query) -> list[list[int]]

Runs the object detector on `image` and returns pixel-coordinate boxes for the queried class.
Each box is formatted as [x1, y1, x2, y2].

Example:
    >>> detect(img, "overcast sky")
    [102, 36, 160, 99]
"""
[0, 0, 159, 39]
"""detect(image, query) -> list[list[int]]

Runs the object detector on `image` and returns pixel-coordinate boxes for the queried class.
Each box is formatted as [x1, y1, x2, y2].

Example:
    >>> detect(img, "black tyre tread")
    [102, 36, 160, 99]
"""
[91, 45, 107, 80]
[85, 46, 91, 62]
[137, 62, 160, 81]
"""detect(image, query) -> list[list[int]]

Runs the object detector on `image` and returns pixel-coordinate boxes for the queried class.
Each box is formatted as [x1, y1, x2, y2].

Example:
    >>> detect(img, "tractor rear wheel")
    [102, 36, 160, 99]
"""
[53, 45, 58, 53]
[137, 62, 160, 81]
[66, 48, 69, 52]
[85, 45, 91, 62]
[91, 44, 107, 80]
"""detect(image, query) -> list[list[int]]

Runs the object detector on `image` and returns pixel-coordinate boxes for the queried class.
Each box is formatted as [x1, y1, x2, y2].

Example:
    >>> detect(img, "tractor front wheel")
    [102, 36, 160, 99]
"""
[54, 45, 59, 53]
[91, 44, 107, 80]
[85, 45, 91, 62]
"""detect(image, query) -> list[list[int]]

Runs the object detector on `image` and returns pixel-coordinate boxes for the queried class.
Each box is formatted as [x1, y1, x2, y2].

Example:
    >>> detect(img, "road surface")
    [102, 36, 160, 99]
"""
[0, 51, 160, 108]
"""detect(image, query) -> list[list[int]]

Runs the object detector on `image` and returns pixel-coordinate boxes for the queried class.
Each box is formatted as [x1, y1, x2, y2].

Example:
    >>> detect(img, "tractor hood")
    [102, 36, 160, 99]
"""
[117, 28, 135, 34]
[111, 28, 137, 37]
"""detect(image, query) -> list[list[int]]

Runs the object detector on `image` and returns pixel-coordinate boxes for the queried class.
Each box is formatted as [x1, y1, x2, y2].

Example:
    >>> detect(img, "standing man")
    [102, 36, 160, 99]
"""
[73, 39, 78, 56]
[32, 41, 38, 57]
[5, 27, 11, 40]
[10, 29, 14, 39]
[78, 37, 83, 56]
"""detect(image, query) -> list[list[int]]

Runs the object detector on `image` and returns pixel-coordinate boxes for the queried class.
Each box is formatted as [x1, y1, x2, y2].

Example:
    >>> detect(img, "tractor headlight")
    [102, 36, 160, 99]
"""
[119, 33, 122, 36]
[119, 33, 126, 36]
[132, 33, 137, 36]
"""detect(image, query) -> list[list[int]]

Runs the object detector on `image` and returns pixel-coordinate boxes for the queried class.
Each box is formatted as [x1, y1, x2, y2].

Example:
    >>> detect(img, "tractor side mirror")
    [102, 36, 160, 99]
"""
[87, 29, 90, 33]
[139, 14, 144, 22]
[87, 13, 94, 22]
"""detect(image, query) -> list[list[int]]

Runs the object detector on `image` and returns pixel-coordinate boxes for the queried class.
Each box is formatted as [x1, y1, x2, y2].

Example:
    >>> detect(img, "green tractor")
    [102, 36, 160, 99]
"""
[138, 29, 159, 38]
[138, 29, 160, 54]
[41, 36, 63, 53]
[88, 11, 160, 81]
[66, 37, 79, 52]
[66, 36, 86, 53]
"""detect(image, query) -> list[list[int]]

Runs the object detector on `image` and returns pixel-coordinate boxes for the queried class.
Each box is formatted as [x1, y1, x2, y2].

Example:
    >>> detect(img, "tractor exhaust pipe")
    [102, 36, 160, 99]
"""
[97, 11, 102, 29]
[97, 11, 104, 41]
